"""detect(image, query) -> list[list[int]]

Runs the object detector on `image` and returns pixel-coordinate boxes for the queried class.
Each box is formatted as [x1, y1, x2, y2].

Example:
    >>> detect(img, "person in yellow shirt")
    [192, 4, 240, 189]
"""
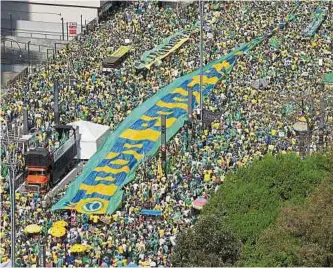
[159, 229, 164, 238]
[204, 171, 211, 182]
[52, 251, 58, 264]
[112, 214, 118, 222]
[31, 254, 38, 264]
[93, 215, 99, 223]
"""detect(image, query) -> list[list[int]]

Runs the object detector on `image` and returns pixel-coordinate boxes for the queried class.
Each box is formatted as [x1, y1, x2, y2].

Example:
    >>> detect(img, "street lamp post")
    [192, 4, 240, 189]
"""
[27, 41, 31, 73]
[81, 15, 83, 33]
[9, 14, 13, 35]
[66, 22, 69, 41]
[199, 0, 204, 123]
[61, 17, 64, 40]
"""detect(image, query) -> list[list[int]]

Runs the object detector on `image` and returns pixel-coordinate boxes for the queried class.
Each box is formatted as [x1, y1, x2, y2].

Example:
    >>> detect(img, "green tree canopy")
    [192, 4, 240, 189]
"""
[171, 215, 242, 267]
[172, 153, 332, 267]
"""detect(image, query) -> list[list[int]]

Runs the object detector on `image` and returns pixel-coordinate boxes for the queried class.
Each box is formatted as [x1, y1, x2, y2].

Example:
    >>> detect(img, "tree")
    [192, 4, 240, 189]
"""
[248, 164, 333, 267]
[171, 215, 242, 267]
[172, 153, 332, 267]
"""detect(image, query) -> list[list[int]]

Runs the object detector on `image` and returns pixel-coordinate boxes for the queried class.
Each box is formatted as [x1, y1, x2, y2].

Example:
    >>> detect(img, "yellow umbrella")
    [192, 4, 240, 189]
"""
[53, 220, 68, 228]
[24, 224, 42, 234]
[69, 244, 88, 253]
[299, 116, 307, 122]
[48, 226, 66, 238]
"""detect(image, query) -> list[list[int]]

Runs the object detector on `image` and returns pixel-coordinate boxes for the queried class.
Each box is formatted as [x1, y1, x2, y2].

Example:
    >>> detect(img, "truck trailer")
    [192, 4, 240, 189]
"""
[24, 125, 78, 193]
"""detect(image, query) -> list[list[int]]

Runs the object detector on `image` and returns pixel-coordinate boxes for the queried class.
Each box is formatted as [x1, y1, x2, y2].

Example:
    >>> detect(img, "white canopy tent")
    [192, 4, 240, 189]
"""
[67, 120, 110, 160]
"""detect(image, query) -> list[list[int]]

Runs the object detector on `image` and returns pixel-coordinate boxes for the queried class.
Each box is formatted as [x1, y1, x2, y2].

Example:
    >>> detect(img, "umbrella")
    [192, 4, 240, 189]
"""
[298, 116, 307, 122]
[24, 224, 42, 234]
[48, 226, 66, 238]
[192, 197, 208, 210]
[69, 244, 88, 253]
[293, 121, 308, 133]
[53, 220, 68, 228]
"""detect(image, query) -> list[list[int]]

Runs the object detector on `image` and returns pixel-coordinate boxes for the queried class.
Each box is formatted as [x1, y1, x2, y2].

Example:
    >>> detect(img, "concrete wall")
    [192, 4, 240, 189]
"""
[1, 0, 102, 40]
[1, 71, 21, 86]
[14, 0, 105, 8]
[1, 64, 27, 72]
[1, 46, 47, 64]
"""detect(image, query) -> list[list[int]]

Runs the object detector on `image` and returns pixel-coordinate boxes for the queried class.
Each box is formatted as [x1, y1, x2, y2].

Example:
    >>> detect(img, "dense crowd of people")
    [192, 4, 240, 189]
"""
[0, 1, 332, 267]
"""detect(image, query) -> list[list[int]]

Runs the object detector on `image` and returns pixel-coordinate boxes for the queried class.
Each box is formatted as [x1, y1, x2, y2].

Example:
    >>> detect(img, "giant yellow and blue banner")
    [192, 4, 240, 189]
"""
[52, 39, 259, 214]
[52, 5, 299, 214]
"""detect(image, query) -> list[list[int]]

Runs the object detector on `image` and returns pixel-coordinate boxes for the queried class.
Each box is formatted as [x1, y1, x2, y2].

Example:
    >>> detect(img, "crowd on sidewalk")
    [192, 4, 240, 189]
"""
[0, 1, 332, 267]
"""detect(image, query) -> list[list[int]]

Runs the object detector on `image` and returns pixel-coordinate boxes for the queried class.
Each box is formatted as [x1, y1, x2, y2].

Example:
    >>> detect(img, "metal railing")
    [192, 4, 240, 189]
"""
[2, 39, 52, 53]
[14, 172, 25, 191]
[2, 16, 99, 87]
[1, 28, 75, 41]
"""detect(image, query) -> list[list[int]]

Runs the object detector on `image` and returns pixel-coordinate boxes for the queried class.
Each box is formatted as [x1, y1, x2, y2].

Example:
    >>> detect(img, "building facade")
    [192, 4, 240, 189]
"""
[1, 0, 109, 40]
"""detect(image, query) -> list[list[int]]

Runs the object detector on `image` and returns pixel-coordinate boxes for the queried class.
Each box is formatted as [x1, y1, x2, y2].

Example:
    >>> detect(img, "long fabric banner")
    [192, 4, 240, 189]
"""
[303, 7, 327, 37]
[135, 29, 191, 70]
[111, 46, 132, 58]
[52, 6, 298, 215]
